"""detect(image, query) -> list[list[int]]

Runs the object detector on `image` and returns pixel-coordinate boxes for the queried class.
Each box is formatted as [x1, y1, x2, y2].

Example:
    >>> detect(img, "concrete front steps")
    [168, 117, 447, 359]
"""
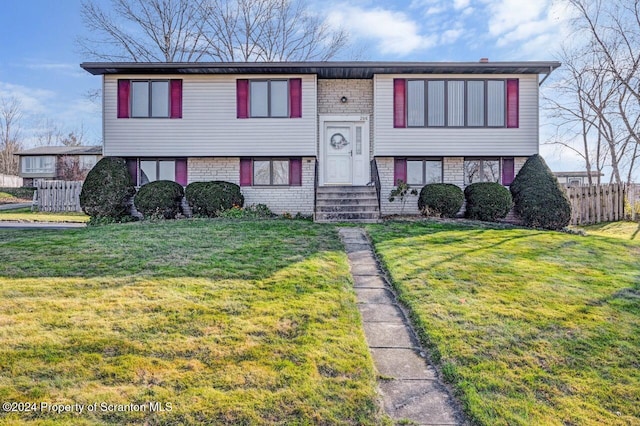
[314, 186, 381, 223]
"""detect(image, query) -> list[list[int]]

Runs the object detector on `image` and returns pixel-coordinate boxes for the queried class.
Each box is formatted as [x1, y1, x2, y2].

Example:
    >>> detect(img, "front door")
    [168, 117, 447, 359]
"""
[325, 126, 353, 184]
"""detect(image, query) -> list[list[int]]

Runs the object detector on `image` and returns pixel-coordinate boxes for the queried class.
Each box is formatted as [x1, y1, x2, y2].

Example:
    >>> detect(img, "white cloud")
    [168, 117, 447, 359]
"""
[453, 0, 470, 10]
[327, 6, 437, 56]
[441, 28, 463, 44]
[0, 82, 54, 115]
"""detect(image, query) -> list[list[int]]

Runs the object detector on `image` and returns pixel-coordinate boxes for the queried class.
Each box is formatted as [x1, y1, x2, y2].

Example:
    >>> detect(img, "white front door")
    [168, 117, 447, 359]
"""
[321, 117, 370, 186]
[325, 126, 352, 184]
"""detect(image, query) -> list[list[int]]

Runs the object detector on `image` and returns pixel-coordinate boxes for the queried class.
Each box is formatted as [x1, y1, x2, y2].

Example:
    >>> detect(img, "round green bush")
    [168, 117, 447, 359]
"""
[418, 183, 464, 218]
[80, 157, 136, 219]
[185, 181, 244, 217]
[510, 154, 571, 230]
[464, 182, 512, 222]
[134, 180, 184, 219]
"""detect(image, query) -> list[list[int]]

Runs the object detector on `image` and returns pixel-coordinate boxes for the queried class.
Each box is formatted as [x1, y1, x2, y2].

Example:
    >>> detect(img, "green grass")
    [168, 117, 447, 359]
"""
[0, 219, 384, 425]
[0, 207, 89, 223]
[576, 221, 640, 241]
[367, 220, 640, 426]
[0, 187, 35, 201]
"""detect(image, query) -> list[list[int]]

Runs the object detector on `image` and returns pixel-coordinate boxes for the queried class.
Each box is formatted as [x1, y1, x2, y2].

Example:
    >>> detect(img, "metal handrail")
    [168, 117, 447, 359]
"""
[370, 158, 382, 213]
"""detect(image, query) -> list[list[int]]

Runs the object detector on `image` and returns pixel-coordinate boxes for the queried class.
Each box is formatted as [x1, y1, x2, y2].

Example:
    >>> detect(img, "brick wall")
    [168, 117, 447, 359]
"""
[317, 79, 374, 158]
[187, 157, 315, 215]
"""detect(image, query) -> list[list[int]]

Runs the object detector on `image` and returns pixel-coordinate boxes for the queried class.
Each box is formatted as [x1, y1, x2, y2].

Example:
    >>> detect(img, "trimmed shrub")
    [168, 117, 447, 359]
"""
[418, 183, 464, 218]
[80, 157, 136, 219]
[134, 180, 184, 219]
[185, 181, 244, 217]
[464, 182, 512, 222]
[510, 154, 571, 230]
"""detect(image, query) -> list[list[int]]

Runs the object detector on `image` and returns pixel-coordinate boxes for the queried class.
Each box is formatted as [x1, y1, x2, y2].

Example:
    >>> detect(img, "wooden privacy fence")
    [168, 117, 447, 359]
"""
[36, 180, 83, 212]
[564, 183, 628, 225]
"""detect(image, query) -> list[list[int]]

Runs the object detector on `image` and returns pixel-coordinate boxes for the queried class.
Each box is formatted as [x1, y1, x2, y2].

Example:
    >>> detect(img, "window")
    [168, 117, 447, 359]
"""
[395, 78, 518, 128]
[394, 158, 442, 186]
[22, 156, 55, 173]
[79, 155, 98, 170]
[240, 158, 302, 186]
[118, 79, 182, 119]
[464, 158, 501, 185]
[127, 158, 187, 186]
[406, 159, 443, 185]
[237, 79, 302, 119]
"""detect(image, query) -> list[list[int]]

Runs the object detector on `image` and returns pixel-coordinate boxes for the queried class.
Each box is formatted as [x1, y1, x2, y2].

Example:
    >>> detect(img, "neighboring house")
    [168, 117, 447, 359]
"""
[81, 60, 559, 221]
[553, 171, 604, 187]
[16, 146, 102, 186]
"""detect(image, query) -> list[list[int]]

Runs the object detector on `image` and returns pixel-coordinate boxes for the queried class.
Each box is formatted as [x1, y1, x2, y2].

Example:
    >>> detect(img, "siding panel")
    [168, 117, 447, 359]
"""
[104, 74, 317, 157]
[374, 74, 539, 157]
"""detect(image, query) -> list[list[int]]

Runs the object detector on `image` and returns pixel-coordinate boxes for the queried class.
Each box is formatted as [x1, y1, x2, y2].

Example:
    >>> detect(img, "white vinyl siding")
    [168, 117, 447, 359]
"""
[103, 74, 316, 157]
[374, 74, 539, 157]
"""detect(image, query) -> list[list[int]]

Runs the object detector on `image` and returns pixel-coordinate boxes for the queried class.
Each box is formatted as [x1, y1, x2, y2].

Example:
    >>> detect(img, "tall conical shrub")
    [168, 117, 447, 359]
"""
[510, 154, 571, 230]
[80, 157, 136, 219]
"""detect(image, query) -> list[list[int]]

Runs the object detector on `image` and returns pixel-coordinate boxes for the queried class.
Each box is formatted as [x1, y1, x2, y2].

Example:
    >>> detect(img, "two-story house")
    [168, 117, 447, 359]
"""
[81, 61, 559, 221]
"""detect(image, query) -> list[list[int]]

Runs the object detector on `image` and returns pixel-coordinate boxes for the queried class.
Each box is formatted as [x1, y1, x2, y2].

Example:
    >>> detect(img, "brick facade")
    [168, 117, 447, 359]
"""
[187, 157, 315, 215]
[377, 156, 530, 216]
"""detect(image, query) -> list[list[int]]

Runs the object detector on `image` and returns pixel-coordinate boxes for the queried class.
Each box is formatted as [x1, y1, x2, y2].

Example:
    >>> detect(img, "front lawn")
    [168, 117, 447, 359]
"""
[367, 221, 639, 426]
[0, 207, 89, 223]
[0, 220, 383, 425]
[577, 221, 640, 241]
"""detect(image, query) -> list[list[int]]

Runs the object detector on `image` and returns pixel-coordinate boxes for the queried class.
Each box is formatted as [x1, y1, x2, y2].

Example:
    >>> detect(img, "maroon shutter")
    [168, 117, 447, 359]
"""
[289, 158, 302, 186]
[289, 78, 302, 118]
[240, 158, 252, 186]
[126, 158, 138, 185]
[393, 79, 406, 128]
[506, 79, 519, 128]
[170, 79, 182, 119]
[118, 80, 130, 118]
[502, 158, 515, 185]
[175, 158, 187, 185]
[237, 79, 249, 119]
[393, 158, 407, 184]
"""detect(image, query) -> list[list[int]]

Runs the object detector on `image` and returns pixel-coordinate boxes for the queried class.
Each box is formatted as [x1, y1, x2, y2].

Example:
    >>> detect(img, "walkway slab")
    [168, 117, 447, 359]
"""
[338, 227, 465, 426]
[358, 303, 404, 323]
[379, 380, 460, 425]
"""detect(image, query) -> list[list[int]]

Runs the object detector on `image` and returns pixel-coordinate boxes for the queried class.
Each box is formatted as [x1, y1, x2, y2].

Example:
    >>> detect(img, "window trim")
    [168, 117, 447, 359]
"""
[130, 80, 171, 119]
[249, 79, 290, 118]
[464, 157, 504, 186]
[404, 78, 510, 129]
[129, 158, 187, 186]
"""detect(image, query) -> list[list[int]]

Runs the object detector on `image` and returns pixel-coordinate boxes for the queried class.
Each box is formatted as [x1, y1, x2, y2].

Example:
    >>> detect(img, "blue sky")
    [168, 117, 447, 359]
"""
[0, 0, 581, 171]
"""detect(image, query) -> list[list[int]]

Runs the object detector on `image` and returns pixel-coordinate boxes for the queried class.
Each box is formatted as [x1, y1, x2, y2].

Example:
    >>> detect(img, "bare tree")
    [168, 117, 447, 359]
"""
[545, 0, 640, 184]
[0, 97, 24, 176]
[79, 0, 348, 62]
[79, 0, 206, 62]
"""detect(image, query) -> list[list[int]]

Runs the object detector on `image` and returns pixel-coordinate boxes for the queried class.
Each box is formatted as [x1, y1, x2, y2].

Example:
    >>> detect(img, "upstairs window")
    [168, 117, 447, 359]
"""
[394, 78, 518, 128]
[22, 156, 55, 173]
[237, 79, 302, 119]
[118, 79, 182, 119]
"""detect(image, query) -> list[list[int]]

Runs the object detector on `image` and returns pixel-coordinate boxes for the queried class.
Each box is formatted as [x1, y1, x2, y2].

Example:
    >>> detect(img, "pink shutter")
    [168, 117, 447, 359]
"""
[175, 158, 187, 185]
[289, 78, 302, 118]
[170, 79, 182, 119]
[393, 79, 406, 128]
[289, 158, 302, 186]
[237, 79, 249, 119]
[506, 79, 519, 128]
[393, 158, 407, 184]
[118, 80, 130, 118]
[240, 158, 252, 186]
[502, 158, 515, 186]
[126, 158, 138, 185]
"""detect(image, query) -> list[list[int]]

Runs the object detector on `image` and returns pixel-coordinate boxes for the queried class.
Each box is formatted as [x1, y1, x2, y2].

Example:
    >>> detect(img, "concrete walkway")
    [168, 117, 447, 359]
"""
[338, 227, 464, 426]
